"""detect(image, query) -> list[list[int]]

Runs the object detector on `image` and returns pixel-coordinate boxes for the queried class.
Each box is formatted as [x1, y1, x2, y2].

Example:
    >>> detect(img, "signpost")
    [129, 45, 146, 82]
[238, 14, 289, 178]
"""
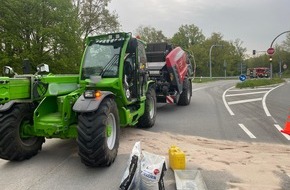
[267, 47, 275, 78]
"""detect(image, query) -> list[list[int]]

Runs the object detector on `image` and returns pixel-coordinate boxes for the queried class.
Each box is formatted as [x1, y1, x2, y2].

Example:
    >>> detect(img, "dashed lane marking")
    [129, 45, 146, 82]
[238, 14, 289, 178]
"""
[238, 124, 256, 139]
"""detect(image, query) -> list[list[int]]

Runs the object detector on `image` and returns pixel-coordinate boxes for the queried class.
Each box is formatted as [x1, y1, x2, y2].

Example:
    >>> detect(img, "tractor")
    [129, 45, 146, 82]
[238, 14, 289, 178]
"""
[0, 32, 156, 167]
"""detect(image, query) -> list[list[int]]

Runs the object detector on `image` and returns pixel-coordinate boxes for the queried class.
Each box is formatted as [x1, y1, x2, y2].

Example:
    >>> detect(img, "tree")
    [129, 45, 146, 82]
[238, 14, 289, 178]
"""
[282, 33, 290, 52]
[0, 0, 82, 73]
[134, 25, 167, 43]
[73, 0, 120, 43]
[188, 32, 247, 77]
[171, 24, 205, 50]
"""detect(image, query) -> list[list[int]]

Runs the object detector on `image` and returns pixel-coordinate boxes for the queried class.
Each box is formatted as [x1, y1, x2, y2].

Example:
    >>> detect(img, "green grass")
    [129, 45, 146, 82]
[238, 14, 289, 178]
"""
[236, 78, 285, 88]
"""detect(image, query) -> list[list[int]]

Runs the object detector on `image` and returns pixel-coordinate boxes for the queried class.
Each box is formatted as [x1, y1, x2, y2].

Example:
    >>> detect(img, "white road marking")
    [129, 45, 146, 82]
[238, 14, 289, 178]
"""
[223, 86, 235, 115]
[228, 87, 272, 92]
[262, 84, 284, 117]
[274, 124, 290, 140]
[228, 98, 262, 105]
[226, 91, 268, 97]
[238, 124, 256, 138]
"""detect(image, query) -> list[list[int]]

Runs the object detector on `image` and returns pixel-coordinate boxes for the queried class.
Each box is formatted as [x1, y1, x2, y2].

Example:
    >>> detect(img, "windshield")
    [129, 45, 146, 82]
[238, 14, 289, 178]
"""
[81, 41, 123, 79]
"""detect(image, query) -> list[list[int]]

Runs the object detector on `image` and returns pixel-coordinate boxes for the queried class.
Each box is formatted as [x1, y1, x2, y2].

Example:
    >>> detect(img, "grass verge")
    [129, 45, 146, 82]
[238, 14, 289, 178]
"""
[236, 78, 285, 88]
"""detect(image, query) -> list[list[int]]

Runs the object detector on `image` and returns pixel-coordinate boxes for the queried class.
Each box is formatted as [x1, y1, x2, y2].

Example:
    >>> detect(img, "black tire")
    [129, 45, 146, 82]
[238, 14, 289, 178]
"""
[77, 98, 120, 167]
[177, 78, 192, 106]
[137, 87, 157, 128]
[0, 104, 45, 161]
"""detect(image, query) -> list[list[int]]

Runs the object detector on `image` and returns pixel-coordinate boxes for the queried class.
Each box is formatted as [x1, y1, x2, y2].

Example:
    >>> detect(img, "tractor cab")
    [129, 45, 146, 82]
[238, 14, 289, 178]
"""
[80, 33, 148, 105]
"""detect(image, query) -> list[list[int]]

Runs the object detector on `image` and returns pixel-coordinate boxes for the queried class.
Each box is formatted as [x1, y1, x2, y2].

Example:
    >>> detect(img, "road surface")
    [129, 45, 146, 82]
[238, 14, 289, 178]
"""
[0, 79, 289, 190]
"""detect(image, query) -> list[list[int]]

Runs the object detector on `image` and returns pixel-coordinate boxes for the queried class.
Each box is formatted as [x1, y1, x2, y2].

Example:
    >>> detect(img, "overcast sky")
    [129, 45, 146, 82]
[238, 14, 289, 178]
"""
[108, 0, 290, 55]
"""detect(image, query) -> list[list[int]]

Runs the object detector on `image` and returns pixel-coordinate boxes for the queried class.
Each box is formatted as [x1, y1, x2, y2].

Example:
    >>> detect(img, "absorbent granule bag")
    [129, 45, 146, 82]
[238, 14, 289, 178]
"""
[140, 151, 167, 190]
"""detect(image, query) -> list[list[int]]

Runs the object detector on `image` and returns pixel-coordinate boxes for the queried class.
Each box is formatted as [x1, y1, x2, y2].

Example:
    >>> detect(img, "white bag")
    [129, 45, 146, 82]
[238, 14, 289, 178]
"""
[140, 151, 167, 190]
[119, 142, 141, 190]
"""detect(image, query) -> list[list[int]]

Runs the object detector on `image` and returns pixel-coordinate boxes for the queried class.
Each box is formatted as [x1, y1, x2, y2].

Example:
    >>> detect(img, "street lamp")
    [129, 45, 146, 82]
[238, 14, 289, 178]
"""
[209, 44, 223, 79]
[268, 30, 290, 78]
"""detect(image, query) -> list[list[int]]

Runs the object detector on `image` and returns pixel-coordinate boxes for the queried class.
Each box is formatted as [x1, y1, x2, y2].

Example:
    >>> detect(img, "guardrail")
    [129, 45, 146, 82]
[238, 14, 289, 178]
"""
[193, 76, 239, 80]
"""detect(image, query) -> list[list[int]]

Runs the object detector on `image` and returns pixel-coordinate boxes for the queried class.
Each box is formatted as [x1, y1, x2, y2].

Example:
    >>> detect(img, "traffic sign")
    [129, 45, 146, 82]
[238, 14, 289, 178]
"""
[283, 64, 287, 69]
[239, 74, 246, 82]
[267, 47, 275, 55]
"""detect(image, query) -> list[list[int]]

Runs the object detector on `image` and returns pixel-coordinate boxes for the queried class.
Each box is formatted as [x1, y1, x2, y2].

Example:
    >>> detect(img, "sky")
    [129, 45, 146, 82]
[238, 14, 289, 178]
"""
[108, 0, 290, 56]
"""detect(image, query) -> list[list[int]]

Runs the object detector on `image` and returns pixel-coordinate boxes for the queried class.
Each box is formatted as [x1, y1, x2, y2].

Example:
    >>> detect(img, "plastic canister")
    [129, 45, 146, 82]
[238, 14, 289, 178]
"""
[168, 146, 185, 170]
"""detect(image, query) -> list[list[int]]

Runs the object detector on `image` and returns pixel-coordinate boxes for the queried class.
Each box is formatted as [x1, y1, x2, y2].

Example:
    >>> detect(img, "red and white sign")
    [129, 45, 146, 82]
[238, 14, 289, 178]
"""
[267, 47, 275, 55]
[166, 96, 174, 104]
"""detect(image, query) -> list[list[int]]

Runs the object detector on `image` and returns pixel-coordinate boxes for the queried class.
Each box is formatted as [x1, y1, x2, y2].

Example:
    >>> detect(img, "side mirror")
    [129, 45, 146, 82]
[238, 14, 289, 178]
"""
[36, 63, 49, 74]
[126, 38, 138, 53]
[3, 66, 16, 77]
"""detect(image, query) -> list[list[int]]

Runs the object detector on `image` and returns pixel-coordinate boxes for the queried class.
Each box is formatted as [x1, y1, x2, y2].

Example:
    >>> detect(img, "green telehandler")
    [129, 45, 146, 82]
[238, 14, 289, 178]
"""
[0, 32, 156, 167]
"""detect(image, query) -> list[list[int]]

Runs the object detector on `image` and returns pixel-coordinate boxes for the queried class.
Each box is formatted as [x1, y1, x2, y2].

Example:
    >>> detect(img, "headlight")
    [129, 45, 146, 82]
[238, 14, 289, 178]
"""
[84, 90, 95, 98]
[84, 90, 102, 98]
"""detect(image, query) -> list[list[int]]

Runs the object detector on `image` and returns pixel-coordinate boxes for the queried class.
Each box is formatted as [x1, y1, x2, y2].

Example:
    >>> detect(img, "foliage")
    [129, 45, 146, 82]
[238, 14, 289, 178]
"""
[0, 0, 82, 74]
[134, 25, 167, 43]
[236, 78, 285, 88]
[282, 33, 290, 52]
[186, 32, 246, 77]
[73, 0, 120, 43]
[171, 24, 205, 50]
[0, 0, 120, 74]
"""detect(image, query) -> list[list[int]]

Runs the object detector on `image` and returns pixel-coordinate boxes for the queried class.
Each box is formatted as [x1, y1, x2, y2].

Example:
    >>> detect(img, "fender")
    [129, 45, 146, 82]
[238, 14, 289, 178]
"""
[0, 100, 33, 112]
[73, 91, 114, 113]
[146, 80, 155, 91]
[0, 101, 15, 112]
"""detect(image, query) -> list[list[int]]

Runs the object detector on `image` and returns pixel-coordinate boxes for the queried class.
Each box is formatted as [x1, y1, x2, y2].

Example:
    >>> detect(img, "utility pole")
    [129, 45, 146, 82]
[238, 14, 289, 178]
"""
[224, 60, 227, 78]
[209, 44, 223, 79]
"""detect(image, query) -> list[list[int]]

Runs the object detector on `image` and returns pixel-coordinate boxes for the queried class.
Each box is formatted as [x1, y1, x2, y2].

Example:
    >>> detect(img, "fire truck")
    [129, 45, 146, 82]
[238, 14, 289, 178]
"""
[246, 67, 270, 78]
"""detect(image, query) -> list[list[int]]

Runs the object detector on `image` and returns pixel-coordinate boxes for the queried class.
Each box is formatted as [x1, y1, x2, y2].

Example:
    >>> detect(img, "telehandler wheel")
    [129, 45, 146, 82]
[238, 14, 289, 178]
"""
[77, 98, 120, 167]
[0, 104, 45, 161]
[177, 78, 192, 106]
[137, 87, 157, 128]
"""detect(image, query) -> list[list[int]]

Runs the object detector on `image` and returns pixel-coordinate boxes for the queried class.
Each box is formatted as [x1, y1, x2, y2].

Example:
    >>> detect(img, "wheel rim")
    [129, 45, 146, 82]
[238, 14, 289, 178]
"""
[149, 96, 155, 119]
[19, 119, 38, 146]
[106, 113, 116, 150]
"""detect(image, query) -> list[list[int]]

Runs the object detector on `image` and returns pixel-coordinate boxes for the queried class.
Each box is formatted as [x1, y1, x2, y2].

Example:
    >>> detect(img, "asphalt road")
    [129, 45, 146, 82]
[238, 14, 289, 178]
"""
[151, 79, 290, 144]
[1, 79, 289, 190]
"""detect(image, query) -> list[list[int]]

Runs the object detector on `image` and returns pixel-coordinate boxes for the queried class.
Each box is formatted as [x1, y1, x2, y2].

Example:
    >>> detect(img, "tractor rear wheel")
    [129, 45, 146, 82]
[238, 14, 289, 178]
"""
[137, 87, 157, 128]
[77, 98, 120, 167]
[0, 104, 45, 161]
[177, 78, 192, 106]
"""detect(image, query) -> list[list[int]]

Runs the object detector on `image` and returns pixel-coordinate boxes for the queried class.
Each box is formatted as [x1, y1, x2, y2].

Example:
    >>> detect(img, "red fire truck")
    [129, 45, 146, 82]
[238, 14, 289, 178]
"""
[246, 67, 270, 78]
